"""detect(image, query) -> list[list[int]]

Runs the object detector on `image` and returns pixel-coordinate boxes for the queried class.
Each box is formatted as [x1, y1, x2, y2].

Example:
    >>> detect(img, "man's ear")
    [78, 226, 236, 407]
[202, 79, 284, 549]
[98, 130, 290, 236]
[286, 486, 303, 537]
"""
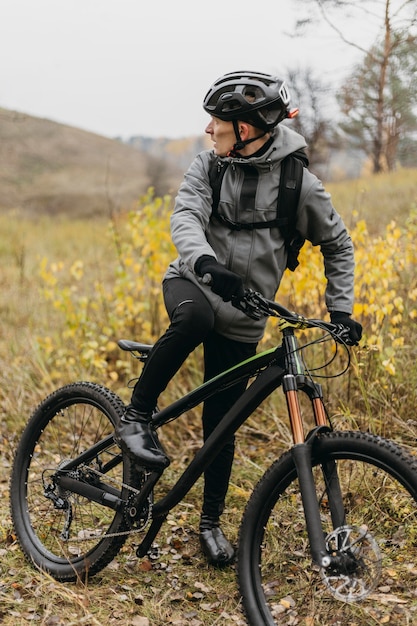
[238, 122, 251, 140]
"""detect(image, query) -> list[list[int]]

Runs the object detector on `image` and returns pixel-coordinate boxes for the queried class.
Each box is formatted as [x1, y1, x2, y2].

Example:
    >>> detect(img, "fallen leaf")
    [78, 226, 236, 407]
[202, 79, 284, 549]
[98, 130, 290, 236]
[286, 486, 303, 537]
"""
[131, 617, 150, 626]
[194, 582, 211, 593]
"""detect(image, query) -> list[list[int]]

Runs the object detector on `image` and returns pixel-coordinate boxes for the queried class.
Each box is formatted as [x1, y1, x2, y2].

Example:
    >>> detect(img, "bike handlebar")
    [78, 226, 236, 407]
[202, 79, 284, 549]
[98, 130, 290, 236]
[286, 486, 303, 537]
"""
[202, 273, 355, 346]
[232, 289, 355, 345]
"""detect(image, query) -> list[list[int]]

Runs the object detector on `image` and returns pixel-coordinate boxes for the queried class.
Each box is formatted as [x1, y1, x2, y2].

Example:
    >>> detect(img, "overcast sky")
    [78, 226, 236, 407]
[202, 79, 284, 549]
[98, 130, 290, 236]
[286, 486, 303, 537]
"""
[0, 0, 380, 139]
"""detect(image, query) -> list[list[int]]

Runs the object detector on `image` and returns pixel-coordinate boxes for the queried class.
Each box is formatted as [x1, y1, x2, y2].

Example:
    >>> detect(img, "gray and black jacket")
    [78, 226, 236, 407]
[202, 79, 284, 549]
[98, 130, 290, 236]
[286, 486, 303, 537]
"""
[164, 124, 355, 343]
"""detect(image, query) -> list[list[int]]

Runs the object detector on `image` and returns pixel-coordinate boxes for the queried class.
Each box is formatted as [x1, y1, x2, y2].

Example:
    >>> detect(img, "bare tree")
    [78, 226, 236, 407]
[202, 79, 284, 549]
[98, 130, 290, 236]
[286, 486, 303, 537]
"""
[284, 67, 335, 174]
[337, 32, 417, 171]
[292, 0, 417, 172]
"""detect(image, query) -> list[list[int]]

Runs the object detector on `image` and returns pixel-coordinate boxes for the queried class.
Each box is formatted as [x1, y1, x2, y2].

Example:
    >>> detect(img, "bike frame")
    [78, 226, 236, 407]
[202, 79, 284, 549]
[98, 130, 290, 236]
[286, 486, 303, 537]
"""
[56, 324, 346, 568]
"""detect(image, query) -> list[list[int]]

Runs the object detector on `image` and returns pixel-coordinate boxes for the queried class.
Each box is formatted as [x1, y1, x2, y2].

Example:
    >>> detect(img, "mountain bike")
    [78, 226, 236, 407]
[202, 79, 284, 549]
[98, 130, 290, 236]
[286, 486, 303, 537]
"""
[10, 290, 417, 624]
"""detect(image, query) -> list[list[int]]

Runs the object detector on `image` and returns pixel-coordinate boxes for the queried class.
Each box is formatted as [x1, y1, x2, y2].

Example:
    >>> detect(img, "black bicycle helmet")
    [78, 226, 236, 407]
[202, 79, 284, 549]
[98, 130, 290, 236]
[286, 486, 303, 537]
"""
[203, 71, 292, 131]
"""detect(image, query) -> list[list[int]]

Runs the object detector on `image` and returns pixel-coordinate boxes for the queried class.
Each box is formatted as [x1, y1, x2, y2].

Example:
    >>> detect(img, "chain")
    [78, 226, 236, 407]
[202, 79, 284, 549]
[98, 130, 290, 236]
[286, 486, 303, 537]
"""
[61, 464, 151, 542]
[81, 462, 142, 496]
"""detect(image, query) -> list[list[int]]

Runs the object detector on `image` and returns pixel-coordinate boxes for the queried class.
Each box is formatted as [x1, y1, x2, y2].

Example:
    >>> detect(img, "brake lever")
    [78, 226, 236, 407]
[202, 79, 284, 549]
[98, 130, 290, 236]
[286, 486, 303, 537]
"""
[203, 273, 273, 321]
[231, 294, 265, 320]
[333, 323, 356, 346]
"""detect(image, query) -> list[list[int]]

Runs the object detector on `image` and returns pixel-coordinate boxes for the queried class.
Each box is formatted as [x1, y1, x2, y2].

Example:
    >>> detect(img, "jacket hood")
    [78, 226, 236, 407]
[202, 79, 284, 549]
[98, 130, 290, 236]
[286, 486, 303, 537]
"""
[219, 124, 308, 172]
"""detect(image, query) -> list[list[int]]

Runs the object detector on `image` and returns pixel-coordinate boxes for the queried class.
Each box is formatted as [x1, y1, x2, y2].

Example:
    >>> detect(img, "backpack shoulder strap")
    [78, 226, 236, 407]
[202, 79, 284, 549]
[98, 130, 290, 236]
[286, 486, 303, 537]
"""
[208, 150, 308, 271]
[277, 149, 308, 271]
[277, 150, 307, 241]
[209, 158, 229, 216]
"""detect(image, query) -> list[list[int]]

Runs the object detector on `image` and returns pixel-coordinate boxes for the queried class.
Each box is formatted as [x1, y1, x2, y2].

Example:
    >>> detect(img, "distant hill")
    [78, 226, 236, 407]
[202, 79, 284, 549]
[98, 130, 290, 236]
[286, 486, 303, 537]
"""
[126, 134, 212, 171]
[0, 107, 375, 220]
[0, 108, 187, 217]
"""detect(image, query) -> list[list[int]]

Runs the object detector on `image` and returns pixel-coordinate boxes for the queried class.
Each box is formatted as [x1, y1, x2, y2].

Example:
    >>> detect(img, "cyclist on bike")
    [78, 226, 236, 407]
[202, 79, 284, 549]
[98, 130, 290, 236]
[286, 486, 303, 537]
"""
[115, 70, 362, 567]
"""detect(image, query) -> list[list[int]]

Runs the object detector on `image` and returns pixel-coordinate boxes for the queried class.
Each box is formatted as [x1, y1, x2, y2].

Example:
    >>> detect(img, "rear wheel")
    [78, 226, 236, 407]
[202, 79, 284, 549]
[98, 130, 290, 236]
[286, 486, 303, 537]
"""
[10, 382, 134, 581]
[237, 431, 417, 625]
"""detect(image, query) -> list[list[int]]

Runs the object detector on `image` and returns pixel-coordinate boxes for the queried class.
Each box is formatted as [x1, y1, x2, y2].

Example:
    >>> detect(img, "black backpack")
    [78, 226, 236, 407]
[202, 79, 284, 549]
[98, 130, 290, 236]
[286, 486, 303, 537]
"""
[209, 149, 308, 271]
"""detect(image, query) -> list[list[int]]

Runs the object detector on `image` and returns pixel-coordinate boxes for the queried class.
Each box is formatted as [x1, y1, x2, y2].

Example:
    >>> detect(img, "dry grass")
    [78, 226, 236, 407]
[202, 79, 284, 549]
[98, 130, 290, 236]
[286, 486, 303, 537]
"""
[0, 108, 183, 217]
[0, 211, 250, 625]
[327, 167, 417, 235]
[1, 167, 417, 624]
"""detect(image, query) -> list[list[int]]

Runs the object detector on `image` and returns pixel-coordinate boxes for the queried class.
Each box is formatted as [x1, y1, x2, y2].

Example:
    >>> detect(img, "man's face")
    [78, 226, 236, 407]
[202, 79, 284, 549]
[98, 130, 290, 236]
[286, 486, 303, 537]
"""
[205, 116, 235, 157]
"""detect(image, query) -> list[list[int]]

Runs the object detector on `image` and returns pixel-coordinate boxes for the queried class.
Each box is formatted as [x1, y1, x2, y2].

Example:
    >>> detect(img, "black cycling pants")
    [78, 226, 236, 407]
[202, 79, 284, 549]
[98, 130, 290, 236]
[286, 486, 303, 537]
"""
[130, 277, 257, 518]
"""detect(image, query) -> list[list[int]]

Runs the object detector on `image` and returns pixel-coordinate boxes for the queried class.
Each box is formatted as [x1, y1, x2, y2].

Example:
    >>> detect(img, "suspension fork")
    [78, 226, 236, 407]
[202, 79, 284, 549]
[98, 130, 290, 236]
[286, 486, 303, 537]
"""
[282, 331, 346, 566]
[282, 374, 328, 566]
[308, 382, 347, 532]
[299, 369, 347, 532]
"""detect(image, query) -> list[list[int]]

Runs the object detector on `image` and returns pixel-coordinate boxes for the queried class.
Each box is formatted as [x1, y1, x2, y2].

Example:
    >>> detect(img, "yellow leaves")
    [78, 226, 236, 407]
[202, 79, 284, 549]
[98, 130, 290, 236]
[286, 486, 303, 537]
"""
[70, 260, 84, 280]
[279, 210, 417, 378]
[346, 214, 417, 377]
[352, 218, 368, 245]
[393, 297, 404, 312]
[39, 257, 63, 287]
[35, 189, 174, 384]
[35, 191, 417, 386]
[391, 313, 402, 326]
[382, 359, 396, 376]
[391, 336, 404, 348]
[279, 242, 327, 319]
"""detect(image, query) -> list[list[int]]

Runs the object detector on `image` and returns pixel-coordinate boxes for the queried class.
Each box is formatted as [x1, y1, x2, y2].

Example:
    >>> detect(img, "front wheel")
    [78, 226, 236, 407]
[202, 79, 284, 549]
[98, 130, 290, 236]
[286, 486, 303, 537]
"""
[10, 382, 133, 582]
[237, 431, 417, 625]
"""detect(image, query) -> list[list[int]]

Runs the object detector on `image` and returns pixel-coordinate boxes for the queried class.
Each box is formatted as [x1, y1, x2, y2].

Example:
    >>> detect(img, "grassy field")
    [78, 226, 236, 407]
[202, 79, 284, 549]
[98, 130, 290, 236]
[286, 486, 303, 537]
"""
[1, 168, 417, 625]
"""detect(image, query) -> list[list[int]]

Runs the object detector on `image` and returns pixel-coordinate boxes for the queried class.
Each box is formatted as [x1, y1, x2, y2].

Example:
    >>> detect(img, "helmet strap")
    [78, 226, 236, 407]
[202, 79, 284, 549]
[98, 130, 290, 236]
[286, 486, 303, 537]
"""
[228, 119, 267, 156]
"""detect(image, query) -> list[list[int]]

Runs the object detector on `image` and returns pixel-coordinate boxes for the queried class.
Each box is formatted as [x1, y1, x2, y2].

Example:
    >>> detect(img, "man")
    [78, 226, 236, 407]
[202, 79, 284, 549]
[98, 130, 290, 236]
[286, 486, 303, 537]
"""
[115, 71, 362, 567]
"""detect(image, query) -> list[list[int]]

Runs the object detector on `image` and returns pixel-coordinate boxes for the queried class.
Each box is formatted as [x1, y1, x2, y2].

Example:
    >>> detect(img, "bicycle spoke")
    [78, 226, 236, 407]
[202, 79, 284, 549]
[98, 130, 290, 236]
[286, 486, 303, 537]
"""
[238, 432, 417, 625]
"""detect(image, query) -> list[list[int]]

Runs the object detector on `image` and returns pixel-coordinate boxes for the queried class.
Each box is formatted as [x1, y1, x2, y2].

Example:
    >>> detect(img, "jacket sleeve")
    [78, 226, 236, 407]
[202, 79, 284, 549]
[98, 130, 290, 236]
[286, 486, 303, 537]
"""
[296, 171, 355, 314]
[170, 152, 218, 272]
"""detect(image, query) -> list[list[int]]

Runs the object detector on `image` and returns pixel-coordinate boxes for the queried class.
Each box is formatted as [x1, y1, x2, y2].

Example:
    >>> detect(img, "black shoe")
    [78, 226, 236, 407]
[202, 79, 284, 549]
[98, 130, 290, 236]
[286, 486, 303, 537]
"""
[114, 407, 170, 470]
[199, 514, 235, 567]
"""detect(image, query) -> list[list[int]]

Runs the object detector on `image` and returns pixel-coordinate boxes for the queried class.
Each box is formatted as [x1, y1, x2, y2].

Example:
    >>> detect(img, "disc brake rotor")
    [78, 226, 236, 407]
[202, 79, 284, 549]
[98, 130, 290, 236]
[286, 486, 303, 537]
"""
[320, 525, 382, 602]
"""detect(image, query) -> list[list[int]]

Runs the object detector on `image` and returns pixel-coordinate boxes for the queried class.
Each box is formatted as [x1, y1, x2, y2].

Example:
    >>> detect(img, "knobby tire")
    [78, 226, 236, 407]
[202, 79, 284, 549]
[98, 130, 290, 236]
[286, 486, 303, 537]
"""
[10, 382, 131, 582]
[237, 430, 417, 625]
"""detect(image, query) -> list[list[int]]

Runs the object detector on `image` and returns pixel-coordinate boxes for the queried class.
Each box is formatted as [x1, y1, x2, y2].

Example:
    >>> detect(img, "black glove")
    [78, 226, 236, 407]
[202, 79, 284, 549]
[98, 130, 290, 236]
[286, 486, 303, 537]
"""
[195, 255, 244, 302]
[330, 311, 362, 346]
